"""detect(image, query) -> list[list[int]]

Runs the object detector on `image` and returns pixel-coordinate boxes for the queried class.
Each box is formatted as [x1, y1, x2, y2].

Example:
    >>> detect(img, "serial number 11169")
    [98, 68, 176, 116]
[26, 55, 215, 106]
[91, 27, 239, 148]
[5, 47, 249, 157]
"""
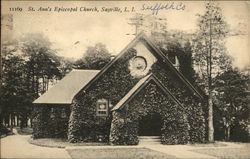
[9, 7, 23, 12]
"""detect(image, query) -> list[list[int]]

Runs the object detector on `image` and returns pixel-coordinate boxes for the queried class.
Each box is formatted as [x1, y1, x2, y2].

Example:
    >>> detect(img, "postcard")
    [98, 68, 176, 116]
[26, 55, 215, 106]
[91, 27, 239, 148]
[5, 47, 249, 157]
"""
[1, 1, 250, 159]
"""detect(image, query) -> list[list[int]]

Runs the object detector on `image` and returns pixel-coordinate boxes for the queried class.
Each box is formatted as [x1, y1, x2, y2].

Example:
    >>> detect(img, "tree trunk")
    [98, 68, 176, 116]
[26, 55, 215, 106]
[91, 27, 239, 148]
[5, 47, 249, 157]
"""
[46, 78, 49, 91]
[20, 115, 24, 129]
[10, 113, 12, 127]
[208, 92, 214, 142]
[227, 126, 230, 141]
[30, 118, 33, 128]
[25, 117, 28, 127]
[17, 115, 20, 126]
[225, 125, 230, 141]
[3, 118, 5, 126]
[5, 115, 9, 127]
[13, 115, 16, 127]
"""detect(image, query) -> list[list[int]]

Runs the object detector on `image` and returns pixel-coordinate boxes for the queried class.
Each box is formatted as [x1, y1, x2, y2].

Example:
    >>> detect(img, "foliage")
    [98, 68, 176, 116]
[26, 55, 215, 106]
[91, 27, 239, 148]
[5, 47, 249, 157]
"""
[0, 124, 11, 135]
[109, 111, 139, 145]
[15, 127, 33, 135]
[193, 2, 231, 88]
[33, 105, 70, 139]
[74, 43, 112, 70]
[153, 64, 206, 143]
[160, 40, 195, 83]
[1, 33, 72, 128]
[68, 46, 205, 144]
[20, 33, 62, 95]
[192, 2, 232, 142]
[1, 42, 30, 128]
[110, 82, 190, 145]
[213, 69, 250, 141]
[68, 48, 138, 143]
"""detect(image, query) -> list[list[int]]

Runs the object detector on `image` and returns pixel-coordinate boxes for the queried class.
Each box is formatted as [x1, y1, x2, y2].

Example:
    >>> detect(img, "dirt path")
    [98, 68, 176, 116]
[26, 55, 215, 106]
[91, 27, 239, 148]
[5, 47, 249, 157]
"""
[1, 129, 71, 159]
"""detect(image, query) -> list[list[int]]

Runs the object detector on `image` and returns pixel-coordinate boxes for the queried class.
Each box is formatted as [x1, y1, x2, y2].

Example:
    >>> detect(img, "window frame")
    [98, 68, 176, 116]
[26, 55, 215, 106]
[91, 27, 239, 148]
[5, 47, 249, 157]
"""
[96, 98, 109, 117]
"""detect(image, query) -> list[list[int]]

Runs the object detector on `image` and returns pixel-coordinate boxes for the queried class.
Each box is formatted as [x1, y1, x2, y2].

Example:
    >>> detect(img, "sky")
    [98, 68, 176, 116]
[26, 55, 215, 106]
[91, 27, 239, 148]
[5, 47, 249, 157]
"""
[2, 1, 250, 69]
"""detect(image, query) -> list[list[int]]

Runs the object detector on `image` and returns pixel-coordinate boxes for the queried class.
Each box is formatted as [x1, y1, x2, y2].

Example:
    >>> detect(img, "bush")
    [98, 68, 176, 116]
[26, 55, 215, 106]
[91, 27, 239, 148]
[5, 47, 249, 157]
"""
[33, 105, 70, 139]
[0, 124, 11, 136]
[68, 46, 206, 144]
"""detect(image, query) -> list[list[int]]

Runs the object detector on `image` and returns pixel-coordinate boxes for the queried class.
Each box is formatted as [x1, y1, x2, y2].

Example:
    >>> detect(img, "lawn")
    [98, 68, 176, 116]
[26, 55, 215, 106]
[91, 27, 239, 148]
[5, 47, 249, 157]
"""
[29, 138, 108, 148]
[189, 141, 227, 147]
[191, 143, 250, 159]
[67, 148, 176, 159]
[16, 127, 33, 135]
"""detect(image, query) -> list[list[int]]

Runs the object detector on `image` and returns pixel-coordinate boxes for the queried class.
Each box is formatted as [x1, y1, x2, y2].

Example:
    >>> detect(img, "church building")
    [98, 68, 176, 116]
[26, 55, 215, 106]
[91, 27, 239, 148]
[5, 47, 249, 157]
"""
[33, 33, 207, 145]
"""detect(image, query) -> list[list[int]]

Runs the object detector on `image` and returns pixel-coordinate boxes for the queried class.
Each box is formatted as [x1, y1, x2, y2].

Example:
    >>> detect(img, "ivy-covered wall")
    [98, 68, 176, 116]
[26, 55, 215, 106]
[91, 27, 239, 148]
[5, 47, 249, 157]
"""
[109, 111, 139, 145]
[152, 63, 206, 143]
[33, 104, 70, 139]
[110, 81, 190, 145]
[68, 48, 139, 143]
[68, 42, 206, 144]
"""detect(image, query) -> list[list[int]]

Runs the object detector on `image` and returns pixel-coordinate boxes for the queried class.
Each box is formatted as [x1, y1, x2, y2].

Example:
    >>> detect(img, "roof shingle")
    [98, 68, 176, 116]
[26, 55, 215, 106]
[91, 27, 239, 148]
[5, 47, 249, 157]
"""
[33, 70, 99, 104]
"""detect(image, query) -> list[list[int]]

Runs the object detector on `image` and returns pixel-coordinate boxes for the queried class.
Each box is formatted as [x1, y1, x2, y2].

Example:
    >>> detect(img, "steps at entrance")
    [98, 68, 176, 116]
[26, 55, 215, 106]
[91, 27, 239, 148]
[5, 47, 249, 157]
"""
[139, 136, 161, 145]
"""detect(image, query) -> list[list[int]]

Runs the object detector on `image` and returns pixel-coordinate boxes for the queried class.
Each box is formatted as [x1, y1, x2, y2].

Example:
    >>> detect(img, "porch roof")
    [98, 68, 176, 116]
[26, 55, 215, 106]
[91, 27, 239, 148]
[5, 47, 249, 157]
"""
[112, 74, 184, 111]
[33, 69, 99, 104]
[112, 74, 152, 111]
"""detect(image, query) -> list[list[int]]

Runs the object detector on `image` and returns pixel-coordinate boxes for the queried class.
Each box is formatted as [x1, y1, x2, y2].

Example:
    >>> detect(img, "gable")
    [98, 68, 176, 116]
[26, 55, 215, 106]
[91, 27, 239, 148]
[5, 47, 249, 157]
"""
[74, 32, 204, 101]
[139, 35, 204, 99]
[112, 74, 184, 111]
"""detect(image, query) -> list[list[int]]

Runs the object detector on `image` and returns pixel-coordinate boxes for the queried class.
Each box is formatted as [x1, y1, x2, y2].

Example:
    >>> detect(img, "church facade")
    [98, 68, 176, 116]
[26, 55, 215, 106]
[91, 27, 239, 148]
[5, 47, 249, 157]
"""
[33, 33, 207, 145]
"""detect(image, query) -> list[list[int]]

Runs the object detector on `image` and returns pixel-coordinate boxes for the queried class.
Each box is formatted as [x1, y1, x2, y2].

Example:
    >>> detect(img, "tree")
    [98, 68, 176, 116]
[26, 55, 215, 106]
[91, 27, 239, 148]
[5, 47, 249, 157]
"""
[1, 33, 67, 128]
[58, 57, 74, 77]
[1, 40, 23, 127]
[160, 40, 195, 83]
[213, 69, 249, 141]
[74, 43, 112, 70]
[20, 33, 62, 95]
[192, 2, 231, 142]
[19, 33, 63, 127]
[1, 50, 25, 127]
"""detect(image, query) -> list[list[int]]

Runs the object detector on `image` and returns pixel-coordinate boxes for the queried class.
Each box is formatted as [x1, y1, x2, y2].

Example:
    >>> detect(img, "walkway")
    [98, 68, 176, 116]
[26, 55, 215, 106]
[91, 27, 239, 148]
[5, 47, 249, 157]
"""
[2, 130, 245, 159]
[1, 129, 71, 159]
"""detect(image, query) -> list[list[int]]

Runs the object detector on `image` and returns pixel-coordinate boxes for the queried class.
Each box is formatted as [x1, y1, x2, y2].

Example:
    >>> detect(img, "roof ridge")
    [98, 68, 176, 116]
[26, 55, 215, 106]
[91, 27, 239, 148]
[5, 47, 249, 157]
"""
[72, 69, 100, 72]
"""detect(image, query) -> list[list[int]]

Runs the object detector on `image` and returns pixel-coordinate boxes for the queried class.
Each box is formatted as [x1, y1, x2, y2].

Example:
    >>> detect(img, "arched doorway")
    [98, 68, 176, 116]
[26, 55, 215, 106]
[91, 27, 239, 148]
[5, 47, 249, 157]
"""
[138, 112, 162, 136]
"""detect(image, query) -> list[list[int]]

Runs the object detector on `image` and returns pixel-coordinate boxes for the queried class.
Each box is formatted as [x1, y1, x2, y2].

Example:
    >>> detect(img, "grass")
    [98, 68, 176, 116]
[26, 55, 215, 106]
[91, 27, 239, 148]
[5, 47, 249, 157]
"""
[16, 127, 33, 135]
[189, 141, 227, 147]
[191, 143, 250, 159]
[67, 148, 177, 159]
[0, 132, 14, 138]
[28, 138, 108, 148]
[27, 136, 250, 159]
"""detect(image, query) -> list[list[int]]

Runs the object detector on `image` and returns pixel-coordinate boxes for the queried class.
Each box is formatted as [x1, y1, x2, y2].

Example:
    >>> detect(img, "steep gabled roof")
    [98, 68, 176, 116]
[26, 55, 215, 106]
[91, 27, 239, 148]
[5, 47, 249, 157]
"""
[140, 34, 205, 99]
[33, 70, 99, 104]
[112, 74, 184, 111]
[75, 32, 205, 100]
[112, 74, 152, 111]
